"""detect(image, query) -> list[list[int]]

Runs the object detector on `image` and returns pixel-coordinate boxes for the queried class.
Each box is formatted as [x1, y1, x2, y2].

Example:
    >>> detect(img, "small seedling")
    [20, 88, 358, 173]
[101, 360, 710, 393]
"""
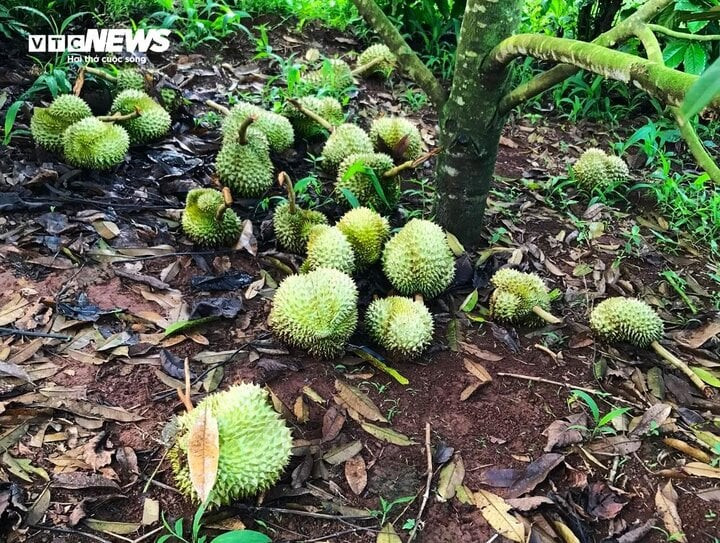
[568, 390, 629, 438]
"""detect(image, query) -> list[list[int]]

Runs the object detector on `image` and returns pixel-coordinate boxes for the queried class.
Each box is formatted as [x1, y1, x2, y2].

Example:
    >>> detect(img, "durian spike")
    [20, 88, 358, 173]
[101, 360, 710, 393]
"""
[97, 107, 142, 123]
[214, 186, 234, 221]
[278, 171, 297, 214]
[383, 147, 442, 178]
[235, 115, 256, 145]
[73, 67, 86, 96]
[205, 99, 231, 116]
[531, 305, 562, 324]
[651, 340, 712, 398]
[351, 56, 383, 76]
[287, 98, 334, 132]
[85, 65, 118, 83]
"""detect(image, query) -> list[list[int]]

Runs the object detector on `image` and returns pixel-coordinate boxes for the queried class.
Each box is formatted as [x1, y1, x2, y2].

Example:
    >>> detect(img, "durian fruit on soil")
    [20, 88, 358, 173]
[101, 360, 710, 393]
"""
[269, 267, 359, 358]
[382, 218, 455, 299]
[273, 190, 329, 254]
[62, 117, 130, 170]
[169, 383, 293, 507]
[300, 225, 355, 275]
[369, 116, 423, 163]
[365, 296, 433, 359]
[30, 94, 93, 152]
[304, 58, 353, 93]
[216, 120, 274, 198]
[321, 124, 374, 171]
[222, 101, 295, 153]
[573, 147, 629, 191]
[283, 96, 344, 139]
[181, 188, 241, 247]
[110, 89, 171, 145]
[335, 152, 399, 209]
[489, 268, 560, 326]
[356, 44, 396, 79]
[336, 207, 390, 268]
[115, 68, 146, 92]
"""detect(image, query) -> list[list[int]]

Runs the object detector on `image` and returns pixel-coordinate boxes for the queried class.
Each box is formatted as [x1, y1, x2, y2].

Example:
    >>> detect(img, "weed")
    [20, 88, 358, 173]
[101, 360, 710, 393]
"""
[568, 389, 629, 438]
[159, 501, 271, 542]
[370, 495, 415, 526]
[400, 88, 429, 112]
[661, 269, 698, 314]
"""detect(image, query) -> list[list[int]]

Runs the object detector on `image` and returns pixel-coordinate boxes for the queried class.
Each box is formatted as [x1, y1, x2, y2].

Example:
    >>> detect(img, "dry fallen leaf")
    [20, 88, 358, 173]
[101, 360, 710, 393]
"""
[474, 489, 526, 543]
[321, 406, 346, 443]
[655, 481, 686, 543]
[360, 423, 416, 446]
[436, 455, 465, 502]
[293, 396, 309, 423]
[334, 380, 387, 423]
[324, 440, 363, 465]
[345, 455, 367, 495]
[187, 405, 219, 503]
[376, 523, 402, 543]
[681, 462, 720, 479]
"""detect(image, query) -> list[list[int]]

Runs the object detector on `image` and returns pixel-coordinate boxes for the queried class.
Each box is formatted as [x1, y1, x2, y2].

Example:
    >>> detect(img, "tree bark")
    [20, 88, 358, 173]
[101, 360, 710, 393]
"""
[432, 0, 524, 244]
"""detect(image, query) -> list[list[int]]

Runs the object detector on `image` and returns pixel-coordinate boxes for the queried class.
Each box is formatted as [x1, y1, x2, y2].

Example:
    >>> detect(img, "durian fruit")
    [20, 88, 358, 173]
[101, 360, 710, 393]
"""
[489, 268, 561, 325]
[356, 44, 396, 79]
[321, 124, 374, 171]
[181, 188, 241, 247]
[222, 101, 295, 153]
[283, 96, 344, 139]
[300, 225, 355, 275]
[159, 88, 183, 113]
[62, 117, 129, 170]
[115, 68, 146, 92]
[337, 207, 390, 268]
[335, 152, 399, 209]
[216, 117, 274, 198]
[169, 383, 292, 507]
[269, 267, 359, 358]
[110, 89, 171, 144]
[590, 297, 711, 397]
[30, 94, 93, 152]
[382, 219, 455, 298]
[573, 148, 629, 190]
[369, 117, 423, 163]
[273, 172, 329, 253]
[365, 296, 433, 358]
[304, 58, 353, 93]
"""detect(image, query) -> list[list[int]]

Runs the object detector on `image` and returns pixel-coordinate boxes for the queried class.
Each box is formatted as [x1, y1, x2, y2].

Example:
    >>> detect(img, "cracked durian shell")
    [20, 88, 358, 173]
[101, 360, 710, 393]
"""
[369, 117, 422, 162]
[273, 201, 329, 254]
[222, 101, 295, 153]
[300, 225, 355, 275]
[181, 188, 241, 247]
[269, 267, 359, 358]
[62, 117, 129, 170]
[365, 296, 433, 358]
[337, 207, 390, 267]
[590, 297, 663, 348]
[31, 94, 93, 152]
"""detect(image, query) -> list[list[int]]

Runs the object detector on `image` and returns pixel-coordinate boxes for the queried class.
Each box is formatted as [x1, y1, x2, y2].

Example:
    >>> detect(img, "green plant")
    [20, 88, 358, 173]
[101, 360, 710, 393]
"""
[371, 495, 415, 526]
[159, 501, 272, 543]
[568, 389, 630, 438]
[660, 269, 698, 314]
[400, 88, 429, 112]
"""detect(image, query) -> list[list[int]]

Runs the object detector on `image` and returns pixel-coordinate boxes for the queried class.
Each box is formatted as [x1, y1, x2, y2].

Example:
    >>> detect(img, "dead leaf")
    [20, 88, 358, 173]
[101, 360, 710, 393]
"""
[474, 489, 526, 543]
[294, 396, 309, 423]
[334, 380, 387, 423]
[459, 342, 504, 362]
[506, 453, 564, 498]
[655, 481, 686, 543]
[52, 472, 120, 492]
[629, 403, 671, 437]
[587, 481, 626, 519]
[26, 485, 51, 525]
[697, 487, 720, 502]
[463, 358, 493, 383]
[84, 519, 141, 535]
[506, 496, 554, 511]
[321, 406, 345, 443]
[345, 455, 367, 495]
[681, 462, 720, 479]
[588, 436, 641, 456]
[360, 423, 416, 446]
[677, 320, 720, 349]
[141, 498, 159, 525]
[436, 455, 465, 502]
[238, 220, 257, 256]
[376, 523, 402, 543]
[324, 440, 362, 465]
[187, 405, 219, 502]
[542, 413, 587, 452]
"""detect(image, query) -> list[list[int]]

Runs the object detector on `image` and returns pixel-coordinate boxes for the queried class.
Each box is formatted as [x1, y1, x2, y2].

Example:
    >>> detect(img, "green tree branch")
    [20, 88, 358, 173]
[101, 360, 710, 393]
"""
[647, 24, 720, 41]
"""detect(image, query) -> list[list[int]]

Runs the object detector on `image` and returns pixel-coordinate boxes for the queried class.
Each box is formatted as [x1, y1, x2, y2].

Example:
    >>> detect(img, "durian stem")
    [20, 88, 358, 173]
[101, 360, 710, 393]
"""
[215, 186, 233, 221]
[85, 65, 118, 83]
[205, 99, 231, 116]
[351, 56, 383, 76]
[287, 98, 335, 132]
[236, 115, 256, 145]
[97, 109, 141, 122]
[531, 305, 562, 324]
[278, 171, 297, 214]
[650, 340, 712, 398]
[382, 148, 441, 178]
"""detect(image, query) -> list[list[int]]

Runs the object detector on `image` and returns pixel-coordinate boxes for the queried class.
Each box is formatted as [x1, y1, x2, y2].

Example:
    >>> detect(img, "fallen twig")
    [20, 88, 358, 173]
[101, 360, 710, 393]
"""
[408, 422, 433, 542]
[0, 327, 72, 340]
[28, 525, 113, 543]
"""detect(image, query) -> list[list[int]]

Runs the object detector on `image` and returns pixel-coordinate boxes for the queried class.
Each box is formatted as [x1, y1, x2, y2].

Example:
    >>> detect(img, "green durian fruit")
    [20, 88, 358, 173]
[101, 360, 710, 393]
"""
[216, 124, 274, 198]
[356, 44, 396, 79]
[159, 88, 183, 112]
[169, 383, 292, 507]
[30, 94, 93, 152]
[273, 201, 328, 254]
[110, 89, 171, 144]
[365, 296, 433, 358]
[337, 207, 390, 268]
[300, 225, 355, 275]
[283, 96, 344, 139]
[573, 148, 629, 190]
[181, 188, 241, 247]
[304, 59, 353, 93]
[590, 297, 663, 348]
[62, 117, 129, 170]
[115, 68, 146, 91]
[222, 102, 295, 153]
[369, 117, 423, 163]
[382, 219, 455, 298]
[321, 124, 374, 171]
[269, 267, 359, 358]
[489, 268, 558, 326]
[605, 155, 630, 185]
[335, 152, 399, 209]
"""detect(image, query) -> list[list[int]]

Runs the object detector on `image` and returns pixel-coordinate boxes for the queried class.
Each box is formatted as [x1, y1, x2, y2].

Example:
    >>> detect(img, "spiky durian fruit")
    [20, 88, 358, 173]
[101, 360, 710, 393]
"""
[273, 202, 328, 254]
[110, 89, 171, 144]
[222, 102, 295, 153]
[283, 96, 344, 139]
[170, 383, 292, 507]
[357, 44, 396, 79]
[573, 148, 629, 190]
[30, 95, 93, 152]
[159, 88, 183, 113]
[181, 188, 241, 247]
[321, 124, 374, 171]
[369, 117, 423, 162]
[115, 68, 146, 91]
[62, 117, 129, 170]
[269, 267, 359, 358]
[365, 296, 433, 358]
[216, 127, 274, 197]
[304, 59, 353, 92]
[590, 297, 663, 348]
[300, 225, 355, 274]
[382, 219, 455, 298]
[337, 207, 390, 268]
[335, 152, 399, 209]
[489, 268, 557, 325]
[605, 155, 630, 185]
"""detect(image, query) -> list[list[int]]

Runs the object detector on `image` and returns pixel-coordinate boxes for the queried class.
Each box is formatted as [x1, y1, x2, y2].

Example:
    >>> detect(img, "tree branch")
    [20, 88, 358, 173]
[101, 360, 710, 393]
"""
[499, 0, 673, 113]
[648, 24, 720, 41]
[350, 0, 447, 107]
[488, 34, 719, 110]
